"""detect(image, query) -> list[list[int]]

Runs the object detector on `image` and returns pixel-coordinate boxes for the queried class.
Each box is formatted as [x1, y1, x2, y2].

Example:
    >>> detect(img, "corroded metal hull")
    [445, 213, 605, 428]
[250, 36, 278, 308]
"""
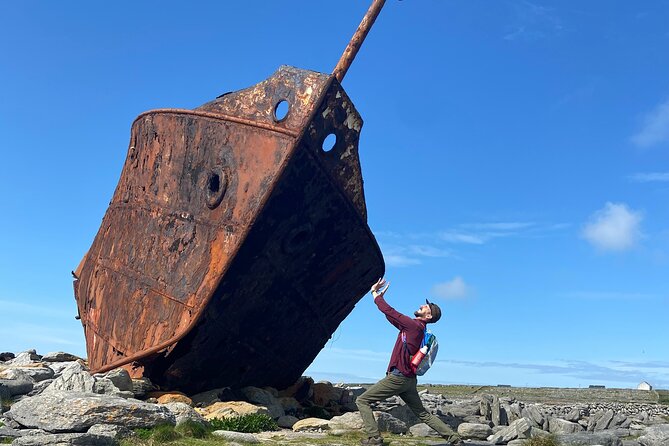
[73, 66, 384, 393]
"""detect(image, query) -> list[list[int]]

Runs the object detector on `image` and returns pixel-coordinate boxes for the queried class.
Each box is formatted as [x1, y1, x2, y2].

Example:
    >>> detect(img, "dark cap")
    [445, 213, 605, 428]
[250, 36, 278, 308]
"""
[425, 299, 442, 323]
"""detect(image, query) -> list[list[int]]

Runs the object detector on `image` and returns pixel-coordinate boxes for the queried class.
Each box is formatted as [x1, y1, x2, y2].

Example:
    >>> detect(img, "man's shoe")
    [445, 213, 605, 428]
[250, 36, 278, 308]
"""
[360, 435, 384, 445]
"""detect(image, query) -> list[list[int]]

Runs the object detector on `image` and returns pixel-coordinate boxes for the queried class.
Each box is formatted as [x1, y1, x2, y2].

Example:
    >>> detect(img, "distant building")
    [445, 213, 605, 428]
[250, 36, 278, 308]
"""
[497, 384, 512, 387]
[637, 381, 652, 391]
[589, 385, 606, 389]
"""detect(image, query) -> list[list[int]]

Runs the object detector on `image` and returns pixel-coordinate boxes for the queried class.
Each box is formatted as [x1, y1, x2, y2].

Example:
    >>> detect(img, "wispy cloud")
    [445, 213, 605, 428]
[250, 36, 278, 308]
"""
[444, 358, 669, 388]
[582, 202, 643, 252]
[631, 98, 669, 148]
[431, 276, 472, 300]
[504, 1, 564, 41]
[377, 221, 567, 266]
[628, 172, 669, 182]
[381, 244, 452, 268]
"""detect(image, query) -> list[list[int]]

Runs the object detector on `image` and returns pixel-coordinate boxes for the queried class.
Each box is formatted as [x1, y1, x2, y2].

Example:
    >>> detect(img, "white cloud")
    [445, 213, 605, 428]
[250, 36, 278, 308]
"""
[582, 202, 643, 251]
[384, 254, 421, 268]
[628, 172, 669, 182]
[431, 276, 470, 300]
[439, 231, 486, 244]
[381, 244, 451, 267]
[631, 98, 669, 147]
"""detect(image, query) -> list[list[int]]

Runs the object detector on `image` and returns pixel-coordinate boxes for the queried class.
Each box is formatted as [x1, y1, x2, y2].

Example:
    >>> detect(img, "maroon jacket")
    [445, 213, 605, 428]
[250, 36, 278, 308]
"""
[374, 295, 426, 378]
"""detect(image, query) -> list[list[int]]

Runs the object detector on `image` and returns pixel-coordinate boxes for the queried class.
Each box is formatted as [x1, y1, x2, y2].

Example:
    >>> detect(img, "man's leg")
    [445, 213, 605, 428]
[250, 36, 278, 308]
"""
[399, 380, 463, 444]
[356, 374, 406, 439]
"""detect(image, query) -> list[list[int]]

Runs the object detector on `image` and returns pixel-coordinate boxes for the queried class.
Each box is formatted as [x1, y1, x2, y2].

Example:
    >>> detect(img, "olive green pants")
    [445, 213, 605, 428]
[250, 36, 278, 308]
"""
[355, 373, 461, 441]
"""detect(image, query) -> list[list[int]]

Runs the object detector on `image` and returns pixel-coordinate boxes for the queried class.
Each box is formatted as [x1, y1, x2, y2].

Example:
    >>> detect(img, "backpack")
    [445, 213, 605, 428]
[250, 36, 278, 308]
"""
[402, 328, 439, 376]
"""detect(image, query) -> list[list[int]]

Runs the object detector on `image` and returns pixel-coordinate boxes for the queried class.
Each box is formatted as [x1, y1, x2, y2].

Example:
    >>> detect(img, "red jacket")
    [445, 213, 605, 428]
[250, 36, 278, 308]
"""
[374, 295, 426, 378]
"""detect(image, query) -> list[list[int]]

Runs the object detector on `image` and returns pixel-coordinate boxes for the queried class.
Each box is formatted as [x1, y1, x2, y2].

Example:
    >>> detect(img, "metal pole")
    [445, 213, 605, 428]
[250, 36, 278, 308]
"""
[332, 0, 387, 83]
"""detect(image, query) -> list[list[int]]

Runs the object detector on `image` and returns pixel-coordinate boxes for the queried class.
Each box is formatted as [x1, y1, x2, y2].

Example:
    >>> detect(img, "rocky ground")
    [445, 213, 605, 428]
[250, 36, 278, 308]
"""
[1, 350, 668, 446]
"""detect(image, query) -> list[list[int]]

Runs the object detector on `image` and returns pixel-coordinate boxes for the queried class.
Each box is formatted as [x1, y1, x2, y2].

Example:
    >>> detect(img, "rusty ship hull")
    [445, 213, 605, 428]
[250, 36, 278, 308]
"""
[73, 66, 385, 393]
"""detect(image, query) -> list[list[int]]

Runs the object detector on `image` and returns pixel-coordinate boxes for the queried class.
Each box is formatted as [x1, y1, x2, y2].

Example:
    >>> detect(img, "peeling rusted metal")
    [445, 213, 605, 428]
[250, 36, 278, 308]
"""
[73, 65, 385, 392]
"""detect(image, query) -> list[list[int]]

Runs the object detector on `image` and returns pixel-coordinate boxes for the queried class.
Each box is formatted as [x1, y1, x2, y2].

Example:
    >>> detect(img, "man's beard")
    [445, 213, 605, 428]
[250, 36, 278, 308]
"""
[414, 310, 420, 317]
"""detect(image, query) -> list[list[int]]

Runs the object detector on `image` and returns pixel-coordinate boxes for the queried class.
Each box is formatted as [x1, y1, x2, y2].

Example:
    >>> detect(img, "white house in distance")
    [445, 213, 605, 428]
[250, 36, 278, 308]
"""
[637, 381, 653, 391]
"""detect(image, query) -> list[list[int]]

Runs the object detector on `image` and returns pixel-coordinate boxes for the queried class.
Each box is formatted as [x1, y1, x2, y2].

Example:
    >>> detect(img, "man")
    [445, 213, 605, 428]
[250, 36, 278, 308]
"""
[356, 278, 464, 446]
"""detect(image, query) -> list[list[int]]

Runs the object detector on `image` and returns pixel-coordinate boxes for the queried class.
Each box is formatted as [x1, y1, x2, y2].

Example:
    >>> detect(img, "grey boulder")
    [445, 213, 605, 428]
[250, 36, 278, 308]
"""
[0, 379, 33, 397]
[548, 416, 584, 434]
[41, 352, 83, 363]
[11, 432, 116, 445]
[555, 431, 623, 446]
[457, 422, 493, 440]
[638, 424, 669, 446]
[6, 390, 175, 432]
[211, 430, 259, 443]
[161, 402, 207, 426]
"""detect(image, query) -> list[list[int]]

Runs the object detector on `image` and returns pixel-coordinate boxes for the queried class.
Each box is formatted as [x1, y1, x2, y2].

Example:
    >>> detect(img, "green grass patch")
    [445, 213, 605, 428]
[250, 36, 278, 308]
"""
[209, 413, 278, 433]
[1, 438, 14, 444]
[657, 389, 669, 405]
[175, 420, 208, 439]
[522, 435, 561, 446]
[0, 399, 12, 413]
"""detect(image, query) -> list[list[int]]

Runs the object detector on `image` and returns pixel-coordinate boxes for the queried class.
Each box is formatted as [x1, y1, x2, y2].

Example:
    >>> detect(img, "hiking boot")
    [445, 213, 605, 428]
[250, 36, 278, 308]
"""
[360, 435, 384, 445]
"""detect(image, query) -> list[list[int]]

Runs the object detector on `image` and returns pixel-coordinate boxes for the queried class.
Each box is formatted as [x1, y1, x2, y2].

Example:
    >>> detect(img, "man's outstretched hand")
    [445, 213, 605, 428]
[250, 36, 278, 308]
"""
[371, 277, 390, 298]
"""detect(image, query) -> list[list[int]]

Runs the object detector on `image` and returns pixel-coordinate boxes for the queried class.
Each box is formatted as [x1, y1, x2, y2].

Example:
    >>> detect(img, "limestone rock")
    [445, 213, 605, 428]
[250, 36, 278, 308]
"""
[41, 352, 83, 363]
[87, 423, 134, 439]
[190, 387, 229, 406]
[445, 400, 480, 418]
[197, 401, 269, 421]
[28, 379, 53, 396]
[457, 422, 493, 440]
[278, 396, 301, 414]
[8, 352, 41, 367]
[0, 425, 22, 441]
[161, 402, 206, 426]
[6, 390, 175, 432]
[487, 417, 535, 444]
[292, 417, 330, 432]
[101, 368, 133, 392]
[409, 422, 440, 437]
[147, 391, 192, 406]
[312, 382, 343, 406]
[638, 424, 669, 446]
[376, 411, 408, 434]
[211, 430, 259, 443]
[240, 386, 284, 419]
[11, 432, 116, 445]
[131, 377, 155, 399]
[594, 409, 616, 431]
[548, 416, 584, 434]
[1, 367, 53, 383]
[522, 404, 545, 429]
[277, 415, 299, 428]
[387, 403, 420, 427]
[555, 431, 623, 446]
[43, 362, 95, 394]
[47, 362, 74, 378]
[278, 376, 313, 403]
[0, 378, 33, 397]
[329, 411, 365, 431]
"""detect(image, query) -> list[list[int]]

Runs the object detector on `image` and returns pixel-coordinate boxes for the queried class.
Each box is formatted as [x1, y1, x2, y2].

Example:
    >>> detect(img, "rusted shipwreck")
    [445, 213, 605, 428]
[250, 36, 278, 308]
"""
[73, 1, 387, 393]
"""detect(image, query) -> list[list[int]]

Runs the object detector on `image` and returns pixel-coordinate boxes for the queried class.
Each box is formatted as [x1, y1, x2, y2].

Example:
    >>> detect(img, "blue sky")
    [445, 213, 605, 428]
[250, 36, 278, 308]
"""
[1, 1, 668, 389]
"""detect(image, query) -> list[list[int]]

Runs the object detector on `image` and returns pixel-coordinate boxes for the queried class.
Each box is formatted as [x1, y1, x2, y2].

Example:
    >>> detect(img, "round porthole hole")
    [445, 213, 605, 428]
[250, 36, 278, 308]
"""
[322, 133, 337, 152]
[274, 100, 289, 122]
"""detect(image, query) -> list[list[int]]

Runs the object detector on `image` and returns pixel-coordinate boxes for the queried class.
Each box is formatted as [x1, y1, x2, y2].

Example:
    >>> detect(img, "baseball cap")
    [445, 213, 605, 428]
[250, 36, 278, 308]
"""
[425, 299, 442, 323]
